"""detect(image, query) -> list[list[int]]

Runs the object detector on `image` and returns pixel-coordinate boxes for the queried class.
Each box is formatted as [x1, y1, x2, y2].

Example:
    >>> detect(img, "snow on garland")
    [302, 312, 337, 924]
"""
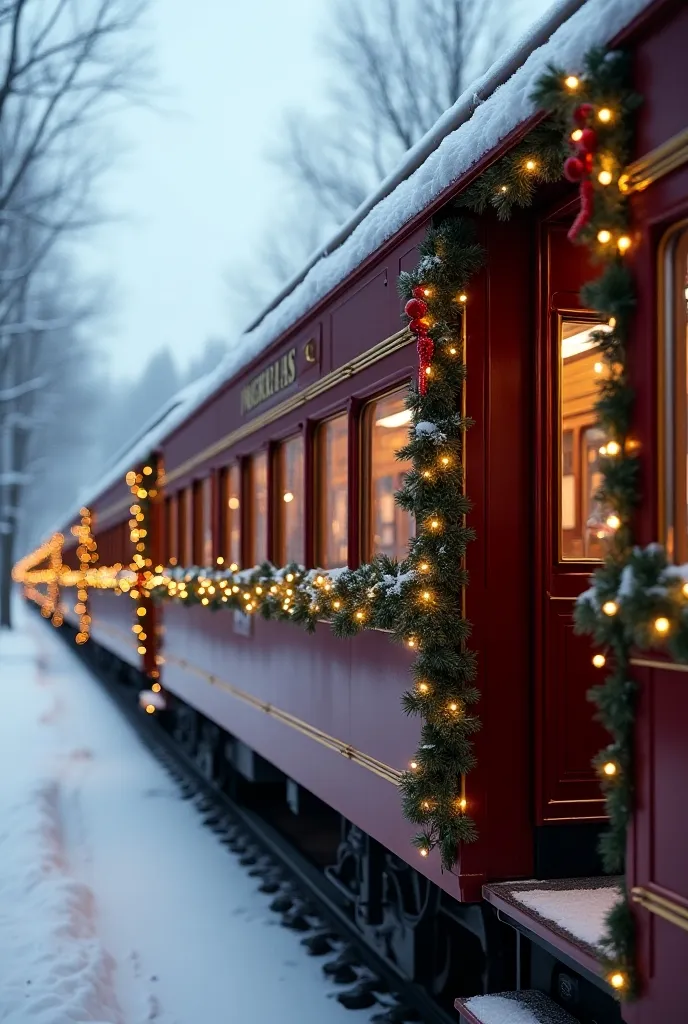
[115, 45, 648, 998]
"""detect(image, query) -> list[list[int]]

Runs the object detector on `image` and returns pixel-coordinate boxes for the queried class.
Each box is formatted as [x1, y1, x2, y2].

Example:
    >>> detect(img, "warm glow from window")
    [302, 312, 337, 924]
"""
[318, 414, 348, 569]
[179, 488, 193, 565]
[165, 496, 177, 565]
[667, 229, 688, 562]
[221, 464, 241, 568]
[368, 389, 414, 560]
[375, 409, 412, 429]
[560, 320, 611, 560]
[198, 477, 213, 566]
[251, 452, 268, 565]
[279, 435, 304, 564]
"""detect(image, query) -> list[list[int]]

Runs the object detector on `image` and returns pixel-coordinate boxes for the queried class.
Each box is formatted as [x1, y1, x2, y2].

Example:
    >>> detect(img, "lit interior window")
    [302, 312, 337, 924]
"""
[251, 452, 268, 566]
[279, 435, 304, 564]
[368, 389, 413, 560]
[318, 414, 348, 568]
[224, 463, 241, 568]
[560, 319, 612, 560]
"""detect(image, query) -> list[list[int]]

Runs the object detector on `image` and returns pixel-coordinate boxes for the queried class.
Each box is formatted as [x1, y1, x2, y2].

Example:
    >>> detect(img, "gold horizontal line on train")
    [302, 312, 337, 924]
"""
[630, 657, 688, 673]
[631, 886, 688, 934]
[162, 649, 403, 787]
[93, 328, 413, 525]
[164, 327, 413, 486]
[623, 127, 688, 194]
[92, 619, 140, 652]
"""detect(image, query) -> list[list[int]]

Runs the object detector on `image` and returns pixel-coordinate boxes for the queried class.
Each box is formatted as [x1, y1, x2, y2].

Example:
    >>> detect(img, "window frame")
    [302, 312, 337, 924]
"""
[249, 450, 269, 567]
[659, 220, 688, 562]
[276, 432, 305, 566]
[315, 411, 349, 569]
[556, 311, 611, 565]
[361, 381, 414, 564]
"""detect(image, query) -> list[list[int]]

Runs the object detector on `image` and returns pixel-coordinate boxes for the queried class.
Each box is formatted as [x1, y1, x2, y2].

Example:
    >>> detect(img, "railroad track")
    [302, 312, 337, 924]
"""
[70, 637, 456, 1024]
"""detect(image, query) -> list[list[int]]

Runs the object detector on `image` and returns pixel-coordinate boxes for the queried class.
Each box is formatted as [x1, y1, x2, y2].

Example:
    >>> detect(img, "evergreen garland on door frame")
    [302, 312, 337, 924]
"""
[31, 44, 649, 1000]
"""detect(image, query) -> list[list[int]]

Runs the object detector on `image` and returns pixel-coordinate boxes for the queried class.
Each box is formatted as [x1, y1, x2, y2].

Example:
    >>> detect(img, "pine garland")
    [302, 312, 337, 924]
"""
[533, 48, 641, 997]
[48, 44, 653, 995]
[146, 219, 486, 867]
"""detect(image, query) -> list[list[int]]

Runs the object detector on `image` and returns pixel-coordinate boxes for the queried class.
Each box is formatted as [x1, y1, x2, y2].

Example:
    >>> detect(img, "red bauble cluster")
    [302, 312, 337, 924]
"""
[564, 101, 599, 241]
[405, 287, 434, 395]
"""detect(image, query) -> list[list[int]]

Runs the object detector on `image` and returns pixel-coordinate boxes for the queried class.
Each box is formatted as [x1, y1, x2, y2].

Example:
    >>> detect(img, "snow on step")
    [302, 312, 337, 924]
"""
[457, 989, 580, 1024]
[511, 885, 620, 950]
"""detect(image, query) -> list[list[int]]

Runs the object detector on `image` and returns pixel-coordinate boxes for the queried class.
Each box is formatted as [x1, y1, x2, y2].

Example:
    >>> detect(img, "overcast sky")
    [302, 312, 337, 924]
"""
[85, 0, 551, 382]
[82, 0, 329, 381]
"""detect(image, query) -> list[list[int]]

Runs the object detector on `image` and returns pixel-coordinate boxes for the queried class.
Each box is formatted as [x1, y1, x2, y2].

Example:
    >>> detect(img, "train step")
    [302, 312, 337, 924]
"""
[455, 989, 581, 1024]
[482, 876, 621, 985]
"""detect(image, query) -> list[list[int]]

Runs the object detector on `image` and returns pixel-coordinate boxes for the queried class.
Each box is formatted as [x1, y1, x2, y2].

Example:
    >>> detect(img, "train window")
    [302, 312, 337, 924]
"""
[560, 319, 612, 560]
[366, 388, 414, 561]
[663, 227, 688, 562]
[251, 452, 268, 565]
[179, 488, 193, 565]
[317, 413, 348, 568]
[277, 435, 304, 565]
[220, 464, 241, 568]
[193, 477, 213, 566]
[165, 496, 177, 564]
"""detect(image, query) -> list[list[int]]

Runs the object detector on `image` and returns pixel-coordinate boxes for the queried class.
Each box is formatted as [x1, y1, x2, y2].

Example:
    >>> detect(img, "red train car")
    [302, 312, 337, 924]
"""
[18, 0, 688, 1020]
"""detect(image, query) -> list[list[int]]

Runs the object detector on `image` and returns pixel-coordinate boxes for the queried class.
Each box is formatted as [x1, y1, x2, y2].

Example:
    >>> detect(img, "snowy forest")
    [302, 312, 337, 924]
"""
[0, 0, 544, 624]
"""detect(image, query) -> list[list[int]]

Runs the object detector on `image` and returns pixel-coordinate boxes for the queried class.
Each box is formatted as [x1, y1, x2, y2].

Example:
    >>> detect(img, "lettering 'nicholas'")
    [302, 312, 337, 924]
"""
[241, 348, 297, 415]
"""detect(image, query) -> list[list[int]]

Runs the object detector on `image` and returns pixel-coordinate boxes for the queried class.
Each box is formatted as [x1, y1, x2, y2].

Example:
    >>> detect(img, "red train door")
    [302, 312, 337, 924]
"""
[534, 211, 612, 870]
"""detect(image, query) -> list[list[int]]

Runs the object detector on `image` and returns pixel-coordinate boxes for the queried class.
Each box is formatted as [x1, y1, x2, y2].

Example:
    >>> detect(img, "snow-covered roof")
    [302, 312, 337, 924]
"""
[67, 0, 650, 529]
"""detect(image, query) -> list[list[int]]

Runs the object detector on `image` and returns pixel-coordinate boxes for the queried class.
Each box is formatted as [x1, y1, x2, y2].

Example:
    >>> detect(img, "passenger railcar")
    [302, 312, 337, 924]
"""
[15, 0, 688, 1020]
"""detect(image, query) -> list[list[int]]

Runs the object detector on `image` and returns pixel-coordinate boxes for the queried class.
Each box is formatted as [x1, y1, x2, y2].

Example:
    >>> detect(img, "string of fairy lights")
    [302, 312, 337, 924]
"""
[13, 45, 663, 999]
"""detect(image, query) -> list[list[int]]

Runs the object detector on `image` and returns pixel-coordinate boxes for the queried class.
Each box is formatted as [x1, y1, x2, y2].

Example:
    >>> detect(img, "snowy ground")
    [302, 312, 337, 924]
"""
[0, 603, 375, 1024]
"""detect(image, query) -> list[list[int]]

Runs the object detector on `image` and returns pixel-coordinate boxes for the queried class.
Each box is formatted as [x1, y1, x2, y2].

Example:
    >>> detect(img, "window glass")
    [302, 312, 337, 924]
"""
[670, 231, 688, 561]
[318, 414, 348, 568]
[179, 488, 193, 565]
[221, 464, 241, 568]
[200, 477, 213, 566]
[368, 389, 414, 560]
[251, 452, 268, 565]
[278, 435, 304, 564]
[165, 497, 177, 565]
[560, 319, 611, 560]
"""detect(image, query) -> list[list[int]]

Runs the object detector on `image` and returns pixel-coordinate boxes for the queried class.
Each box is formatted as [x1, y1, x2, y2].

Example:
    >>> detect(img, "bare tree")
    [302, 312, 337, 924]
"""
[226, 0, 509, 322]
[0, 0, 150, 628]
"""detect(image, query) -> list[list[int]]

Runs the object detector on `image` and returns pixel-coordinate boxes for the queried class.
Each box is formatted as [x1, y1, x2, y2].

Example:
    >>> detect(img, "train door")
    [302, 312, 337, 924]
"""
[534, 214, 612, 874]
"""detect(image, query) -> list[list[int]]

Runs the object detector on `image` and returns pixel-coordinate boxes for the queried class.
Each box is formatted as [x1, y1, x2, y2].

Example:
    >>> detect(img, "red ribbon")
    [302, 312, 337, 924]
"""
[417, 332, 434, 395]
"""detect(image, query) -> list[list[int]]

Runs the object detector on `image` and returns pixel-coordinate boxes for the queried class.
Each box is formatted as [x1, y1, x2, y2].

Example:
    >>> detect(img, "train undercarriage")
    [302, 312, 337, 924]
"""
[66, 621, 622, 1024]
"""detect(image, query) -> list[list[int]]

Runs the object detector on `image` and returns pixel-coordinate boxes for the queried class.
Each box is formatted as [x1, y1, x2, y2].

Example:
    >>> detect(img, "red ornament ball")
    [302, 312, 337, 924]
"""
[579, 127, 598, 153]
[408, 318, 428, 336]
[405, 297, 428, 320]
[573, 103, 594, 126]
[563, 156, 585, 182]
[412, 285, 427, 299]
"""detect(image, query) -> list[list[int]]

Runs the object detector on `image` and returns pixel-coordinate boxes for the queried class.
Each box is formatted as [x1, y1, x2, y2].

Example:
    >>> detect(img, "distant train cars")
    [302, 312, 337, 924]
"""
[15, 0, 688, 1020]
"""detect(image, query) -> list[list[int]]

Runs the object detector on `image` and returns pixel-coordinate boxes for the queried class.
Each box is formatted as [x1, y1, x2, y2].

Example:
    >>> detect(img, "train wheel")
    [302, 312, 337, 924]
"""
[195, 721, 220, 782]
[173, 702, 198, 756]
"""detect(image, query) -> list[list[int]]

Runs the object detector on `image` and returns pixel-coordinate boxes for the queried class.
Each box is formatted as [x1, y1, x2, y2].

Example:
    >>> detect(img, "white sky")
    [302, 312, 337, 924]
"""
[85, 0, 552, 382]
[85, 0, 330, 380]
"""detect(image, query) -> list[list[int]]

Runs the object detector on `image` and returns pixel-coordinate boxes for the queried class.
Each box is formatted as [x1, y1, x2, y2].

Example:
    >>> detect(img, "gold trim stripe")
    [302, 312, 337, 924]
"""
[93, 618, 403, 783]
[164, 650, 403, 786]
[631, 887, 688, 934]
[92, 619, 140, 652]
[91, 328, 412, 525]
[164, 328, 412, 486]
[623, 127, 688, 194]
[629, 656, 688, 674]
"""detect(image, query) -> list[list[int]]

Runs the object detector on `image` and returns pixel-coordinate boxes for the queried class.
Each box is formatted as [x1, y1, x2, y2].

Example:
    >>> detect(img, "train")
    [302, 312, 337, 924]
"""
[13, 0, 688, 1021]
